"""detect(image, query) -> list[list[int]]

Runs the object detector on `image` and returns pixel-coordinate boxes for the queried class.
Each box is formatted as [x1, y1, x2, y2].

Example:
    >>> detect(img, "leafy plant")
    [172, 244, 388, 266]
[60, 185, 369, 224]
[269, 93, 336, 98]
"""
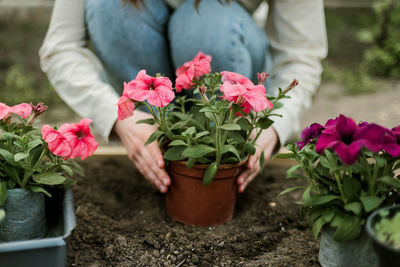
[358, 0, 400, 78]
[0, 102, 98, 208]
[278, 115, 400, 242]
[374, 210, 400, 250]
[118, 52, 296, 185]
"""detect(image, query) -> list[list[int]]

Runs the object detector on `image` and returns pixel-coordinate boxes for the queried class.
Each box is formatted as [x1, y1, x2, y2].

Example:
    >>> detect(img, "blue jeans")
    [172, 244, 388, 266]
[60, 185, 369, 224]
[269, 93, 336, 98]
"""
[85, 0, 270, 95]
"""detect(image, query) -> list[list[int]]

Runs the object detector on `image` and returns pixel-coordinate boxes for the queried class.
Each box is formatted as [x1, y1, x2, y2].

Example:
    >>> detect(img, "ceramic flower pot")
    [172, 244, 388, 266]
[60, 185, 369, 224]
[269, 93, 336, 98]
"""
[0, 188, 46, 242]
[366, 205, 400, 267]
[165, 160, 246, 226]
[318, 226, 378, 267]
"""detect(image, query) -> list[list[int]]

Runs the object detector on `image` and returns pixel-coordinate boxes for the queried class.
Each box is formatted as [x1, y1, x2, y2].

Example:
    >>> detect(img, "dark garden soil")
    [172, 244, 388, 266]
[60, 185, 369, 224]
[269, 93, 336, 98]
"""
[67, 156, 319, 267]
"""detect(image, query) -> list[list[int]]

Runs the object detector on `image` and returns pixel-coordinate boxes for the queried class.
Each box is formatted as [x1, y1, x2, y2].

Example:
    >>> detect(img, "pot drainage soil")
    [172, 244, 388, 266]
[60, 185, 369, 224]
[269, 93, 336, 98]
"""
[68, 157, 319, 266]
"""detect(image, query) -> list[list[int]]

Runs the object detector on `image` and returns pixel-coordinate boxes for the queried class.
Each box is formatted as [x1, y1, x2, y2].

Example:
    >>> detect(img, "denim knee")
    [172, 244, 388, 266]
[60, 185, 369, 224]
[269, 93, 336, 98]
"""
[168, 0, 269, 83]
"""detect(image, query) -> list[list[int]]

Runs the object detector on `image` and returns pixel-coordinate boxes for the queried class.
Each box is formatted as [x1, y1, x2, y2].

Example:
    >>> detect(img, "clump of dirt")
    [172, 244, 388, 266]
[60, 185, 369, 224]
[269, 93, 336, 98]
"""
[67, 157, 319, 266]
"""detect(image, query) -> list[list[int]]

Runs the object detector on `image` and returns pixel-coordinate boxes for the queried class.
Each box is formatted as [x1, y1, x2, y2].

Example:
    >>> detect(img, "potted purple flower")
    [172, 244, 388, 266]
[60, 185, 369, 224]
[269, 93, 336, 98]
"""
[278, 114, 400, 267]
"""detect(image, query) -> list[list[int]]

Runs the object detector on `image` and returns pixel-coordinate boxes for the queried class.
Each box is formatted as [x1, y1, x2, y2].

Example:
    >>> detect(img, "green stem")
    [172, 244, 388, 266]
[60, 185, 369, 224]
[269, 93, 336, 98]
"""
[221, 107, 234, 146]
[143, 102, 161, 125]
[370, 160, 379, 195]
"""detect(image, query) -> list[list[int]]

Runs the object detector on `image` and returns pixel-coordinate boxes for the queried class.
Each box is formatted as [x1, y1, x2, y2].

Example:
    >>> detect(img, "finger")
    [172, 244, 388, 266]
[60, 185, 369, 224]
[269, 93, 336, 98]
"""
[147, 142, 171, 186]
[136, 156, 168, 193]
[239, 169, 259, 193]
[142, 147, 170, 187]
[238, 159, 260, 193]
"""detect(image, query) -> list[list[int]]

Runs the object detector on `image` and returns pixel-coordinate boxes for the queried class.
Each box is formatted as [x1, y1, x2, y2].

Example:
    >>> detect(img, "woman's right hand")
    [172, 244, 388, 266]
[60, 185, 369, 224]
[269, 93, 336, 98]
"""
[113, 110, 170, 193]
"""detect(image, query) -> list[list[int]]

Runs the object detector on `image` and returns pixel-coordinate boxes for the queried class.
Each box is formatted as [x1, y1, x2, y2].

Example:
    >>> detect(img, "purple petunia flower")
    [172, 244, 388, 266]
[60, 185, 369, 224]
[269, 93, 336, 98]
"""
[297, 123, 324, 150]
[315, 115, 386, 165]
[384, 126, 400, 157]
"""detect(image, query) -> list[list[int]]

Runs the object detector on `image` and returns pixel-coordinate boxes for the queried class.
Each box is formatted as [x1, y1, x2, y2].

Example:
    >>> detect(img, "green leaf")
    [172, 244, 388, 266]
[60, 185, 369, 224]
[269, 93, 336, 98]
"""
[378, 176, 400, 188]
[0, 209, 5, 222]
[27, 139, 43, 152]
[186, 158, 196, 169]
[277, 186, 305, 198]
[1, 132, 19, 142]
[259, 150, 265, 171]
[199, 107, 216, 113]
[163, 146, 186, 161]
[343, 176, 361, 202]
[0, 181, 8, 206]
[333, 216, 361, 242]
[286, 164, 302, 178]
[61, 164, 74, 177]
[30, 186, 52, 197]
[144, 131, 163, 146]
[203, 162, 218, 186]
[14, 152, 29, 162]
[33, 172, 66, 185]
[274, 152, 295, 159]
[312, 217, 327, 239]
[256, 117, 274, 129]
[360, 196, 384, 213]
[305, 194, 340, 206]
[183, 145, 216, 158]
[171, 120, 189, 130]
[236, 118, 251, 131]
[344, 202, 362, 216]
[69, 160, 84, 177]
[302, 186, 311, 205]
[244, 143, 256, 155]
[194, 131, 210, 139]
[0, 148, 16, 165]
[169, 140, 188, 147]
[221, 145, 241, 161]
[319, 156, 331, 169]
[321, 209, 335, 223]
[182, 127, 196, 137]
[219, 124, 241, 131]
[136, 118, 156, 125]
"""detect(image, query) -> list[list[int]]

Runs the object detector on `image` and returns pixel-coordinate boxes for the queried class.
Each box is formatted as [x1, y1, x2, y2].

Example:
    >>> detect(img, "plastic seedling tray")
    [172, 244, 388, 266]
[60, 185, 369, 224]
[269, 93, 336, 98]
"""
[0, 188, 76, 267]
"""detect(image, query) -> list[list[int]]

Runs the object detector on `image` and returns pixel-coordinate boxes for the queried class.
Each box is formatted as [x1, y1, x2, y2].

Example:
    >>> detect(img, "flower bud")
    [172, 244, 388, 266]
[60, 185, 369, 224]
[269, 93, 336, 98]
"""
[28, 102, 48, 125]
[257, 72, 269, 85]
[283, 79, 299, 94]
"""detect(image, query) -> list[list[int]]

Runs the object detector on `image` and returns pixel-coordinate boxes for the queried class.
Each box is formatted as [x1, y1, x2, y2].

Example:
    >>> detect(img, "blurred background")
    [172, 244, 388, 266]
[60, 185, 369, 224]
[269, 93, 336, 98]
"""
[0, 0, 399, 145]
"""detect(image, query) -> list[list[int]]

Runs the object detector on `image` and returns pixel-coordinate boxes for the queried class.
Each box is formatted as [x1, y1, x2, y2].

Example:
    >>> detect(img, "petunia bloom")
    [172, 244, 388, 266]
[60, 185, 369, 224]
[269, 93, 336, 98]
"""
[117, 93, 135, 121]
[0, 103, 10, 120]
[59, 119, 99, 160]
[316, 115, 364, 165]
[297, 123, 324, 150]
[124, 70, 175, 107]
[384, 126, 400, 157]
[9, 103, 32, 119]
[41, 125, 72, 158]
[175, 52, 212, 92]
[220, 71, 273, 114]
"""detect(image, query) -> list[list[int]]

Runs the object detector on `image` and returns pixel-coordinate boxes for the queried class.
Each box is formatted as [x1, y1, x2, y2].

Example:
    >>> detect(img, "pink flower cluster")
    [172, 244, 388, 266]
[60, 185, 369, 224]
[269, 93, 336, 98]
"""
[117, 51, 273, 120]
[0, 102, 32, 120]
[220, 71, 273, 114]
[42, 119, 98, 160]
[298, 114, 400, 165]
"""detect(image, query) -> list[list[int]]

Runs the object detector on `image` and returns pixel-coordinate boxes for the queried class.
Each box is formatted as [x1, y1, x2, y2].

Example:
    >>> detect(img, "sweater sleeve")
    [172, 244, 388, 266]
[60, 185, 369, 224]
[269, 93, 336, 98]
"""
[39, 0, 120, 142]
[265, 0, 328, 145]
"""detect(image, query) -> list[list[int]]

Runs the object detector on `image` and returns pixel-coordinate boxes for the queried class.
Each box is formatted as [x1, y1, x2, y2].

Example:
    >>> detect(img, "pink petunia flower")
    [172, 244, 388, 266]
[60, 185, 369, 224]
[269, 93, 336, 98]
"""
[124, 70, 175, 107]
[220, 71, 273, 114]
[0, 103, 10, 120]
[297, 123, 324, 150]
[9, 103, 32, 119]
[117, 93, 135, 121]
[59, 119, 99, 160]
[41, 125, 72, 158]
[175, 52, 212, 92]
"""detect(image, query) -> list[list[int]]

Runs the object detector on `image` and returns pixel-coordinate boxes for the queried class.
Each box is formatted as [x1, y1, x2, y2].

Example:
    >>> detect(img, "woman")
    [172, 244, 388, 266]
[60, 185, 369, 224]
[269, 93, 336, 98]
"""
[39, 0, 327, 193]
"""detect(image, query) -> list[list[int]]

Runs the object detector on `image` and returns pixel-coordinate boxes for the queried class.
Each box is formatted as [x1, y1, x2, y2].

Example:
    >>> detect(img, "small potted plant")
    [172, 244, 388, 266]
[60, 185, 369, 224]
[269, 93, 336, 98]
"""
[117, 52, 297, 226]
[277, 115, 400, 267]
[367, 205, 400, 267]
[0, 101, 98, 242]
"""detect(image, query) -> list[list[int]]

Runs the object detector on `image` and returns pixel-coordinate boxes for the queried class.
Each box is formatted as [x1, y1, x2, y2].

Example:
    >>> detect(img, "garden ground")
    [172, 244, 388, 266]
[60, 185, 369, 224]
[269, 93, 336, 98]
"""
[68, 156, 318, 267]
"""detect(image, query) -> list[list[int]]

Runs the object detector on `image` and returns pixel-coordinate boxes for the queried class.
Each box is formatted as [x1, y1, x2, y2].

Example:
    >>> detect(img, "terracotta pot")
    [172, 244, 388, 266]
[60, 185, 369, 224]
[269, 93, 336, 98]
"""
[165, 160, 246, 226]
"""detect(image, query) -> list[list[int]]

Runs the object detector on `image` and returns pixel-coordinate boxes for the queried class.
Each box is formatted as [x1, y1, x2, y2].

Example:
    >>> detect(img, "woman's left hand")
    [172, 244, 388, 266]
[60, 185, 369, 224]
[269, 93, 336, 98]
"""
[237, 127, 280, 193]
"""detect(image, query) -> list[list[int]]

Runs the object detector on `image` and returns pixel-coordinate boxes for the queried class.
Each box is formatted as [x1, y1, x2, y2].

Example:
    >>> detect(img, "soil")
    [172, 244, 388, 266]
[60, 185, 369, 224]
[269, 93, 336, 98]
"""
[67, 156, 319, 267]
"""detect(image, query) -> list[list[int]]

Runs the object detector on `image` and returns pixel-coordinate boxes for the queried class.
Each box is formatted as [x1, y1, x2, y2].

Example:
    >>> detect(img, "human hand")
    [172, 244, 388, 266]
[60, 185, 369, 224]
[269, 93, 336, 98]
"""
[237, 127, 280, 193]
[113, 110, 170, 193]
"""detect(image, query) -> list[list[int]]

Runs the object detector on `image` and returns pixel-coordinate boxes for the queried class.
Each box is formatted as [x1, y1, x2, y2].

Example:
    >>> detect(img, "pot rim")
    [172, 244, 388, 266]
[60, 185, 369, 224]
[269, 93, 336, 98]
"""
[168, 156, 249, 170]
[366, 204, 400, 254]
